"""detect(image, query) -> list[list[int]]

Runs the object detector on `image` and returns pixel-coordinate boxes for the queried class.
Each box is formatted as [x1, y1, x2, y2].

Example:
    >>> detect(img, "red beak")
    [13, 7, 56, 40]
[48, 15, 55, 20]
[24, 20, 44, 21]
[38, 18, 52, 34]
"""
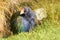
[20, 7, 25, 15]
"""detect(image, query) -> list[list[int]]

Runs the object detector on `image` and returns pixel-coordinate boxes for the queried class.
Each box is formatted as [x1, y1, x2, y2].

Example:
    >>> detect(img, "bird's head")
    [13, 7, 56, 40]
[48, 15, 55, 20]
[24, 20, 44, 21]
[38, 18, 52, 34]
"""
[20, 6, 30, 15]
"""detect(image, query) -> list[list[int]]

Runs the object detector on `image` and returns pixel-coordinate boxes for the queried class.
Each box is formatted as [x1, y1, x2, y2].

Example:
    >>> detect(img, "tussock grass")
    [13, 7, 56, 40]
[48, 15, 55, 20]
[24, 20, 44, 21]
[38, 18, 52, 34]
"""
[0, 0, 60, 40]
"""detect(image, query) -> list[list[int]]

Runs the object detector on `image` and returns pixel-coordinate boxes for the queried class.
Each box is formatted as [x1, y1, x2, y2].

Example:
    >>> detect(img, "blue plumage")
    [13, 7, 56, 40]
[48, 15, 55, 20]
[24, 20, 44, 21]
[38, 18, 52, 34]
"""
[10, 6, 36, 34]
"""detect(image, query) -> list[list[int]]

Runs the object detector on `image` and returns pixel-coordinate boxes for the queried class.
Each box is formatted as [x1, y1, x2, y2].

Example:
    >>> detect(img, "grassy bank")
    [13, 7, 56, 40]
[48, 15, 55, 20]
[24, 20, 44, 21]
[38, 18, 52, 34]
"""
[0, 0, 60, 40]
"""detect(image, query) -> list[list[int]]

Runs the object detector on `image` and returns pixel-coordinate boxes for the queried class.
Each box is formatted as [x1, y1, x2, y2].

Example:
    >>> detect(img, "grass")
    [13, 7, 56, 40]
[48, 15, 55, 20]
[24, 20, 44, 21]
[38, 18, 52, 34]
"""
[0, 0, 60, 40]
[0, 20, 60, 40]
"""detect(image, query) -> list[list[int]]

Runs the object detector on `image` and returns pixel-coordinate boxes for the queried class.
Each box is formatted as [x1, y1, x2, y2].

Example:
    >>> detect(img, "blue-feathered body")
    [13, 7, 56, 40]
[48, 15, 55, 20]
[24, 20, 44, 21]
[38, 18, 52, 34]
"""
[20, 6, 36, 32]
[10, 6, 36, 34]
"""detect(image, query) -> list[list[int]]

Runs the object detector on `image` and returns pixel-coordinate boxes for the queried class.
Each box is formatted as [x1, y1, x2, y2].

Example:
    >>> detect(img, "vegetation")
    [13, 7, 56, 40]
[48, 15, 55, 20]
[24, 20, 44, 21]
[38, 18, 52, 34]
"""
[0, 0, 60, 40]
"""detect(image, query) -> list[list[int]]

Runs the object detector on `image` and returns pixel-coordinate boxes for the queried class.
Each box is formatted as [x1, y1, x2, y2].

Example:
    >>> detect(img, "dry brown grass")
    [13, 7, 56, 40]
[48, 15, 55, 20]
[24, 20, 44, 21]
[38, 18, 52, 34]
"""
[0, 0, 21, 37]
[0, 9, 12, 37]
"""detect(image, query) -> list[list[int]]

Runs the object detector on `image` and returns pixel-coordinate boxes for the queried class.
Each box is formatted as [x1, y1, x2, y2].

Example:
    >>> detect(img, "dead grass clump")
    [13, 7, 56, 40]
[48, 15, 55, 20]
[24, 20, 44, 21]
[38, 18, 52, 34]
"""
[0, 0, 21, 37]
[0, 9, 12, 37]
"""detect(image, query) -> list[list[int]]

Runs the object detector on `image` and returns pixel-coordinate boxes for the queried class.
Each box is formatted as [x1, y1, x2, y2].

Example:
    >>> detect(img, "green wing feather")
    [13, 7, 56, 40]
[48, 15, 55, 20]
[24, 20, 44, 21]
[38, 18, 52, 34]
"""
[14, 16, 24, 33]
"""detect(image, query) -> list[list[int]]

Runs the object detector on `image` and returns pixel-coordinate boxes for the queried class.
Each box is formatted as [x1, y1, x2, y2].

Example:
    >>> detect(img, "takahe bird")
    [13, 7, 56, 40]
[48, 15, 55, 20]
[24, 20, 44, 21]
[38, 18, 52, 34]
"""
[10, 6, 36, 34]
